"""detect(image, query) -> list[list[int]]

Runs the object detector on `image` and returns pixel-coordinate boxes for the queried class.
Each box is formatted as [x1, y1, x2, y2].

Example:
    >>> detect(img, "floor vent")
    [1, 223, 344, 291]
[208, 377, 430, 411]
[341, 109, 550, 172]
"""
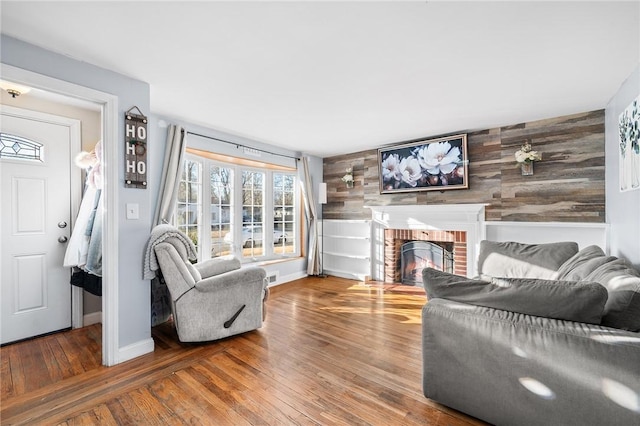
[267, 272, 278, 284]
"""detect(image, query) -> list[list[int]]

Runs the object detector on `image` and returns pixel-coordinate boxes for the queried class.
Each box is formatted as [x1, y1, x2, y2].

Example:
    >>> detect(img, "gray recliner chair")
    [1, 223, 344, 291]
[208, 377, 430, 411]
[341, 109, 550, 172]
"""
[153, 236, 268, 342]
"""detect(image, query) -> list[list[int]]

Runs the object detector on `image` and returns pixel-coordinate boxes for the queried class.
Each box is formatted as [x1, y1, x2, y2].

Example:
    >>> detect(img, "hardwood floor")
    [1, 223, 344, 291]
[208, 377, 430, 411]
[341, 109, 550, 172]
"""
[1, 276, 485, 425]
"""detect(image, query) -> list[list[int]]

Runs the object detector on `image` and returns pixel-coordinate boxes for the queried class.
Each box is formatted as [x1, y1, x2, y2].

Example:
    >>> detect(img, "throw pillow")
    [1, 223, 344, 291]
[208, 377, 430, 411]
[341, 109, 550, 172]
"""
[477, 240, 579, 280]
[422, 267, 608, 324]
[583, 259, 640, 331]
[556, 245, 616, 281]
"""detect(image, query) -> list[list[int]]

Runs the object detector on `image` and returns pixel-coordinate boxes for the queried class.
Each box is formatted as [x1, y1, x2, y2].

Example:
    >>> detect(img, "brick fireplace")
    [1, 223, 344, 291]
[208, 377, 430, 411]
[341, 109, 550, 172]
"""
[384, 228, 467, 283]
[367, 204, 486, 282]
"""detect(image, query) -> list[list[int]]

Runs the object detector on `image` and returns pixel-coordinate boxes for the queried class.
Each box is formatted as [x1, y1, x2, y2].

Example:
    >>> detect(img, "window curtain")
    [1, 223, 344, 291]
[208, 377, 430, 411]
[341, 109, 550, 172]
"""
[300, 156, 321, 275]
[150, 124, 187, 326]
[153, 124, 187, 225]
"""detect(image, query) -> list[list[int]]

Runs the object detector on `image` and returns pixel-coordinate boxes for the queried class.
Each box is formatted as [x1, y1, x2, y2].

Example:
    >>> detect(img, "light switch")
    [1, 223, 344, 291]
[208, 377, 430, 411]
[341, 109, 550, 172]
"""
[126, 203, 139, 220]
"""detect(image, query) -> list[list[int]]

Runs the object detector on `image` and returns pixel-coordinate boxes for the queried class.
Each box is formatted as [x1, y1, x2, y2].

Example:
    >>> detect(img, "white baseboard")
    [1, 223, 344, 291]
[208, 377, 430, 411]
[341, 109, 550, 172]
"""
[118, 338, 155, 363]
[269, 270, 307, 287]
[83, 311, 103, 326]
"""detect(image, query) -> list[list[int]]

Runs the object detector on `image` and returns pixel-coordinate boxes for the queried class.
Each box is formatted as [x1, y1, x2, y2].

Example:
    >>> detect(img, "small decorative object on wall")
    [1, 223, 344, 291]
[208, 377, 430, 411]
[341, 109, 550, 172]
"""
[378, 134, 468, 193]
[515, 142, 542, 176]
[124, 106, 148, 189]
[618, 94, 639, 192]
[342, 167, 354, 188]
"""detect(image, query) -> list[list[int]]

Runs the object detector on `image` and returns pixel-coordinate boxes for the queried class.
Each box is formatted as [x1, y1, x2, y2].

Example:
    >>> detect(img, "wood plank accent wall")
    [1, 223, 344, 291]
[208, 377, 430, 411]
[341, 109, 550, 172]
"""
[323, 110, 605, 222]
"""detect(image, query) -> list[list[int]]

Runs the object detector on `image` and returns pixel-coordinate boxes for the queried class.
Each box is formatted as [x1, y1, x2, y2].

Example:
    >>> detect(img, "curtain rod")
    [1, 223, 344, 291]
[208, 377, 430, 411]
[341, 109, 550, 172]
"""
[186, 131, 300, 162]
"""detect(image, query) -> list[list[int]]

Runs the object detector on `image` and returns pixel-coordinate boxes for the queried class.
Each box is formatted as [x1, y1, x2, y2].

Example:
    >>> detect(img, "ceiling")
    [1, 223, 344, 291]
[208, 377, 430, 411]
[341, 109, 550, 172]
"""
[1, 1, 638, 158]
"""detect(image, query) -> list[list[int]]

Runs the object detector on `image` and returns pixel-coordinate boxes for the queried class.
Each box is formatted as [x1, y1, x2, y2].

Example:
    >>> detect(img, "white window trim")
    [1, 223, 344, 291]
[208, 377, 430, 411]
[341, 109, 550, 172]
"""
[182, 153, 301, 263]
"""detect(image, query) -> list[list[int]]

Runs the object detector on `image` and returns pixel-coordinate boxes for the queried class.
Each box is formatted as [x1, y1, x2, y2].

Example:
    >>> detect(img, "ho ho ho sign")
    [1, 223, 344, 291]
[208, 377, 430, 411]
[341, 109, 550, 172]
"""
[124, 106, 147, 189]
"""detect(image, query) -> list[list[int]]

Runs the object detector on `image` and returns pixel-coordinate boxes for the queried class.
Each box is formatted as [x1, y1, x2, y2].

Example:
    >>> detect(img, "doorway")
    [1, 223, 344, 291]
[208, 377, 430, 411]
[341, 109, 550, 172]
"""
[1, 63, 119, 365]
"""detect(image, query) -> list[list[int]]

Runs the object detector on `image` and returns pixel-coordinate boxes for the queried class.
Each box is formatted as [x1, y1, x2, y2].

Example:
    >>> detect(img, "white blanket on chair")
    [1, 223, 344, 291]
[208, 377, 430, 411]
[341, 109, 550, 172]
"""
[143, 224, 197, 279]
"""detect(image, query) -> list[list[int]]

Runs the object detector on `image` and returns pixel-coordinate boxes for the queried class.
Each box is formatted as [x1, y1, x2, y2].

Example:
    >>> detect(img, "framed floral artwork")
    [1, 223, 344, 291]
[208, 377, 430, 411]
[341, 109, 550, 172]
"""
[618, 95, 639, 192]
[378, 134, 468, 193]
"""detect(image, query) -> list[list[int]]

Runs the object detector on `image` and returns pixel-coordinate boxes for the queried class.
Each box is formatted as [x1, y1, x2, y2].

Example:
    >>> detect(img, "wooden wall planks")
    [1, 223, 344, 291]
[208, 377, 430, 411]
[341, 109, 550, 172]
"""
[323, 110, 605, 222]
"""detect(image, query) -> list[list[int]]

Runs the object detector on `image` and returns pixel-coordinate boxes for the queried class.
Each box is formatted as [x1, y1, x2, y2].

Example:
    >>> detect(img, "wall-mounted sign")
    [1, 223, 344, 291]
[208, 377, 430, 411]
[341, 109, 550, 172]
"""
[124, 106, 147, 189]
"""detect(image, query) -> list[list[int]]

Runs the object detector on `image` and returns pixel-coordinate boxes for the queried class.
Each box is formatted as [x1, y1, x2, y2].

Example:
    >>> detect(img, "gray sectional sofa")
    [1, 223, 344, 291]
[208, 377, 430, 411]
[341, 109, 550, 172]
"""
[422, 241, 640, 426]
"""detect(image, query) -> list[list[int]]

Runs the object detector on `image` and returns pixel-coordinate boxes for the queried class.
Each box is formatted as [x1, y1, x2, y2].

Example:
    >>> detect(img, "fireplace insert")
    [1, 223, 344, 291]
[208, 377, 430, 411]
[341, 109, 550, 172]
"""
[400, 241, 453, 285]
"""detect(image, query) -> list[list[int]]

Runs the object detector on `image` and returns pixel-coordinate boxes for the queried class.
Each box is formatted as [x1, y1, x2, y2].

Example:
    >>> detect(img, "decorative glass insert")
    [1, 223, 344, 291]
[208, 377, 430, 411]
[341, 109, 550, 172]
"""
[0, 133, 44, 162]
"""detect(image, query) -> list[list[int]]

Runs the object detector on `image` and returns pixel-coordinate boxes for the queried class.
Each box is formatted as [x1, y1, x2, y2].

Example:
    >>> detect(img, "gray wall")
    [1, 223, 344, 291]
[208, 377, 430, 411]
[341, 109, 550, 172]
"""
[605, 64, 640, 268]
[1, 35, 152, 349]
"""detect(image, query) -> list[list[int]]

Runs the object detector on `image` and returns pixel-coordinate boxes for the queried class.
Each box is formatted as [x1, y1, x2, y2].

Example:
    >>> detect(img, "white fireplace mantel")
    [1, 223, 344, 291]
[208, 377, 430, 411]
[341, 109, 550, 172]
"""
[365, 204, 487, 279]
[366, 204, 486, 231]
[364, 204, 609, 281]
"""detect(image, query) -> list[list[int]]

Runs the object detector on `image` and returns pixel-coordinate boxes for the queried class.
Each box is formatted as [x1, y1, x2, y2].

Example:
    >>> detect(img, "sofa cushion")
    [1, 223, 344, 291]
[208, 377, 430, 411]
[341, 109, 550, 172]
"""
[556, 245, 616, 281]
[477, 240, 579, 280]
[422, 268, 608, 324]
[582, 259, 640, 331]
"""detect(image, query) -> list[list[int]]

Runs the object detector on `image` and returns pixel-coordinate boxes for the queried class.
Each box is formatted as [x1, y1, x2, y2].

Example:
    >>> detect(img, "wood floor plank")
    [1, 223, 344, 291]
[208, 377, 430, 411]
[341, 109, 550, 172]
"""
[199, 355, 319, 425]
[7, 346, 25, 397]
[54, 330, 89, 376]
[173, 368, 251, 426]
[46, 333, 78, 380]
[112, 393, 151, 425]
[0, 344, 15, 398]
[127, 386, 183, 425]
[208, 353, 323, 424]
[147, 375, 214, 425]
[36, 337, 65, 384]
[88, 403, 119, 425]
[0, 277, 486, 425]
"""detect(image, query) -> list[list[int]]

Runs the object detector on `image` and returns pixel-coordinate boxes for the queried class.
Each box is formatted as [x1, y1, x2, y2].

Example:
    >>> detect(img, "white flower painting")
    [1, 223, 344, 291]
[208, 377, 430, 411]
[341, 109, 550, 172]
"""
[619, 95, 640, 192]
[416, 141, 461, 175]
[378, 134, 468, 193]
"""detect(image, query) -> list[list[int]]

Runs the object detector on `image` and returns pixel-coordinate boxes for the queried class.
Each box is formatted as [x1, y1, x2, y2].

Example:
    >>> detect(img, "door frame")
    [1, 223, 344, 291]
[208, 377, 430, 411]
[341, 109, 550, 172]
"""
[1, 105, 83, 330]
[1, 63, 120, 366]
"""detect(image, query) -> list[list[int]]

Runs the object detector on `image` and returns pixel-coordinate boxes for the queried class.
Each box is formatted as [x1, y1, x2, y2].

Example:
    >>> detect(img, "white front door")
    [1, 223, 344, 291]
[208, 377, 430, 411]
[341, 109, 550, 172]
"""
[0, 106, 79, 344]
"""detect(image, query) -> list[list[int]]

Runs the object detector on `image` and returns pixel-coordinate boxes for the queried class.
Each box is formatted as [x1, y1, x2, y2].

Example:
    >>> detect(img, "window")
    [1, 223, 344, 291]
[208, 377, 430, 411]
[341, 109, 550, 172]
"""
[273, 173, 296, 255]
[176, 159, 201, 254]
[242, 170, 264, 258]
[177, 153, 300, 263]
[0, 133, 43, 162]
[210, 165, 233, 258]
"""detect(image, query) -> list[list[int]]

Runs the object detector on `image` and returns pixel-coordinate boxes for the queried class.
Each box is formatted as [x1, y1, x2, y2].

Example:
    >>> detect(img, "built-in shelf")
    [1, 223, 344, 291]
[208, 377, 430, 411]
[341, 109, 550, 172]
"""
[323, 234, 370, 241]
[320, 219, 371, 281]
[324, 251, 370, 260]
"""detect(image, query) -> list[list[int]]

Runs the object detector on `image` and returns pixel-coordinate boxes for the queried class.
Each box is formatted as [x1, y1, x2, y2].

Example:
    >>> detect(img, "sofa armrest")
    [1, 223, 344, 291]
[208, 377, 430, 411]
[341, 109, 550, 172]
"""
[154, 243, 196, 300]
[195, 266, 266, 293]
[194, 256, 241, 279]
[422, 298, 640, 426]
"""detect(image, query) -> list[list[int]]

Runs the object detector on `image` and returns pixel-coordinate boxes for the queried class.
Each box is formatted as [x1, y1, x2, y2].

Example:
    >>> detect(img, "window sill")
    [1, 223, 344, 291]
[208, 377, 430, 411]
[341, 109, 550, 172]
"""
[242, 256, 303, 268]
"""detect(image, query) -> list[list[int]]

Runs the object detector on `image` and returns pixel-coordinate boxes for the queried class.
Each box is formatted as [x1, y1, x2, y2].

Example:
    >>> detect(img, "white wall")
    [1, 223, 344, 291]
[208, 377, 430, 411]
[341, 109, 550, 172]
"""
[605, 64, 640, 268]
